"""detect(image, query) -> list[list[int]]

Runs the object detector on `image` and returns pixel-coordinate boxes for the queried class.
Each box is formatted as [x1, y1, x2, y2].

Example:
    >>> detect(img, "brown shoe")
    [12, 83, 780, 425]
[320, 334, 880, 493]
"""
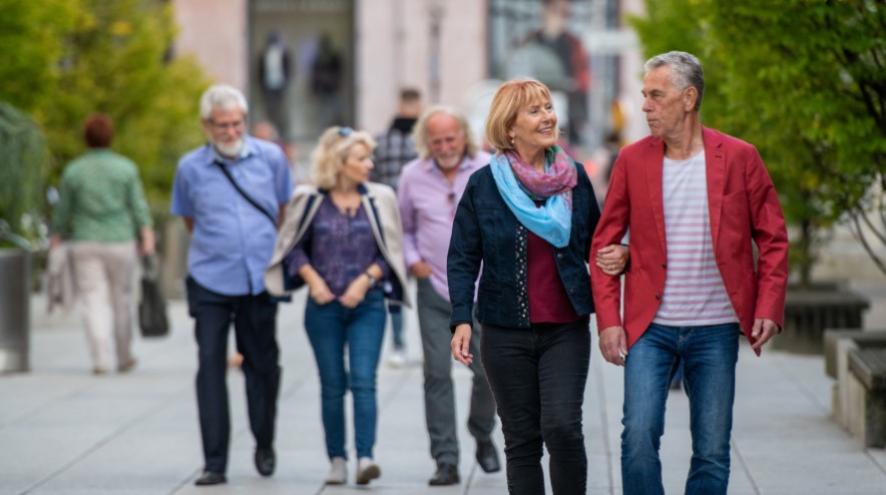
[117, 358, 137, 373]
[356, 457, 381, 485]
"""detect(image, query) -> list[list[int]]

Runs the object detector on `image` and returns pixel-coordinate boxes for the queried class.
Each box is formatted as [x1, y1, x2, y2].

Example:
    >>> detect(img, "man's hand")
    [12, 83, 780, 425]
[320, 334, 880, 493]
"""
[339, 275, 371, 308]
[599, 325, 628, 366]
[409, 261, 433, 279]
[308, 278, 336, 305]
[751, 318, 780, 352]
[595, 244, 629, 275]
[451, 323, 473, 366]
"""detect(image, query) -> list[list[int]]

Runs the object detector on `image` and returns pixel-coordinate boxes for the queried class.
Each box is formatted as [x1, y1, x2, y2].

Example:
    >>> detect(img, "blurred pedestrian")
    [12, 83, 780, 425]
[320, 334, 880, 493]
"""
[398, 106, 499, 485]
[310, 34, 344, 128]
[370, 88, 421, 190]
[370, 87, 422, 368]
[508, 0, 591, 145]
[50, 113, 154, 375]
[258, 31, 291, 137]
[252, 120, 293, 161]
[265, 126, 410, 486]
[447, 79, 627, 494]
[591, 51, 789, 495]
[170, 84, 292, 486]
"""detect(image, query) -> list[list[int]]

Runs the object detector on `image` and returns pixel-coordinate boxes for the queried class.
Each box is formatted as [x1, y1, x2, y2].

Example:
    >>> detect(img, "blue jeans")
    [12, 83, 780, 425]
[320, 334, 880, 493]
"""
[621, 322, 740, 495]
[304, 290, 386, 460]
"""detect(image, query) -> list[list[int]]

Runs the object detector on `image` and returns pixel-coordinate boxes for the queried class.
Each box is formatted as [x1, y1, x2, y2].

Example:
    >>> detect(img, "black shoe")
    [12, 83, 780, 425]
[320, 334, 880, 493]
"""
[194, 471, 227, 486]
[254, 447, 276, 476]
[476, 439, 501, 473]
[428, 463, 460, 486]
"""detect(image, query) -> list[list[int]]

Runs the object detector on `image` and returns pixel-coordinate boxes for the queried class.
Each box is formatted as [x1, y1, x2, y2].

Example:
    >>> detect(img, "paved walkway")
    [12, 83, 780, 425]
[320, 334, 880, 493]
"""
[2, 287, 886, 495]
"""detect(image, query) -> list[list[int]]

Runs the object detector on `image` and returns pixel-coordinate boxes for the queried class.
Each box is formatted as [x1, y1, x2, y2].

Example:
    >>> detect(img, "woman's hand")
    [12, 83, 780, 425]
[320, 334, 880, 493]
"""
[49, 234, 62, 250]
[308, 278, 336, 305]
[450, 323, 474, 366]
[299, 264, 335, 305]
[595, 244, 629, 275]
[139, 227, 156, 257]
[339, 274, 371, 308]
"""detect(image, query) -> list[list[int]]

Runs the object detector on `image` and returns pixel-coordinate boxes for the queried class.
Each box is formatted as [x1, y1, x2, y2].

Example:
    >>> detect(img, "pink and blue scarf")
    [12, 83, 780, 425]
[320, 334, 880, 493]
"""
[489, 145, 577, 248]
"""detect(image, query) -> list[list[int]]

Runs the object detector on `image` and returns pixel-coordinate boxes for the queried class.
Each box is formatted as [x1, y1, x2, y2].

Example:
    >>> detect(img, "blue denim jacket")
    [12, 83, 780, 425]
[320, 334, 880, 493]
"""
[447, 163, 600, 329]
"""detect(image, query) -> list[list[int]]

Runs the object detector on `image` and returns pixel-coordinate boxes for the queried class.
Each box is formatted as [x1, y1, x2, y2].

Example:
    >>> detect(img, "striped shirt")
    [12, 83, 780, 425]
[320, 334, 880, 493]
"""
[653, 151, 737, 326]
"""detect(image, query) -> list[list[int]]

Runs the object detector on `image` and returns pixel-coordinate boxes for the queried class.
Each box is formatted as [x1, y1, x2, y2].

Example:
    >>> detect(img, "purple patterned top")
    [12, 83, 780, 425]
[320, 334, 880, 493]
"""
[285, 196, 389, 296]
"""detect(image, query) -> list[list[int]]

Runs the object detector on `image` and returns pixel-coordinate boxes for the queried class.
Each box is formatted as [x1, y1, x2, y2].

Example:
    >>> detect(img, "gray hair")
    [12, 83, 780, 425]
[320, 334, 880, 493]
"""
[644, 51, 704, 111]
[412, 105, 478, 160]
[199, 84, 248, 120]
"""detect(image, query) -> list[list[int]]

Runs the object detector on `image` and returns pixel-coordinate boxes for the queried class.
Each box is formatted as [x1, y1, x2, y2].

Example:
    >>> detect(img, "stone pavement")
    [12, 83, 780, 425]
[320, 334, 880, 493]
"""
[2, 287, 886, 495]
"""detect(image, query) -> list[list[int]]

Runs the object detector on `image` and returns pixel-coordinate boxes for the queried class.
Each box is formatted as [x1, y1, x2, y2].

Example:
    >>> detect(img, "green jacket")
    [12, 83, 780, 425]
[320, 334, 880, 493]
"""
[52, 149, 152, 242]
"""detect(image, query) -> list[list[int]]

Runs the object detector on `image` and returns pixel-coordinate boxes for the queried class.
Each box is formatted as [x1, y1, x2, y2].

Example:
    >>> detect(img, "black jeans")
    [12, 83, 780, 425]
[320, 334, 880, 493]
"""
[481, 318, 590, 495]
[186, 276, 281, 473]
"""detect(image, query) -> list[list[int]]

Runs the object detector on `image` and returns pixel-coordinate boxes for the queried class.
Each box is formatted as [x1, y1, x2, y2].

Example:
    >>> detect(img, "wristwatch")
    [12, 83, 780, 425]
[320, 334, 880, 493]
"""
[364, 271, 377, 286]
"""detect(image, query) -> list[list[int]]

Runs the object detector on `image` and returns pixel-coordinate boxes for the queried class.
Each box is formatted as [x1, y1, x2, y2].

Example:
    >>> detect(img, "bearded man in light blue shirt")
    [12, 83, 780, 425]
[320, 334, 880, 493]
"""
[170, 84, 292, 486]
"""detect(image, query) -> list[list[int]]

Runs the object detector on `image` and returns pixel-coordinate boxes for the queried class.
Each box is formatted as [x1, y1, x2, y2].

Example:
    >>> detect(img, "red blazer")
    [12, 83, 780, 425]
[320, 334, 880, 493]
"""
[591, 127, 789, 353]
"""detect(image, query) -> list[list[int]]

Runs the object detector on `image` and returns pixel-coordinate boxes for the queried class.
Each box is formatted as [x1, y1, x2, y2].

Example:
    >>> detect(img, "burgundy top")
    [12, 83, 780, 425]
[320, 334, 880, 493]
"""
[527, 229, 580, 324]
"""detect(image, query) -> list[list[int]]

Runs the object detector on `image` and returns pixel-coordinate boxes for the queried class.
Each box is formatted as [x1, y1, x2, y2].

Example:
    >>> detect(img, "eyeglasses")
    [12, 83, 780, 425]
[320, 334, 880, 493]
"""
[209, 119, 244, 131]
[337, 126, 354, 137]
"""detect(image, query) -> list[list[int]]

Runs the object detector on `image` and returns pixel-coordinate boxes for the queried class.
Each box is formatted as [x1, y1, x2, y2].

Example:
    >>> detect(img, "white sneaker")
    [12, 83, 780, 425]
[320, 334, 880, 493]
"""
[356, 457, 381, 485]
[387, 349, 407, 368]
[325, 457, 347, 485]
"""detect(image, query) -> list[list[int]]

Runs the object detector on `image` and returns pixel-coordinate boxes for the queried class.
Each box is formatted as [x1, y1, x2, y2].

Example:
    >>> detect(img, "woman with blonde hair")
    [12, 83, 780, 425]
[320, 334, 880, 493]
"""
[265, 126, 409, 486]
[447, 79, 626, 494]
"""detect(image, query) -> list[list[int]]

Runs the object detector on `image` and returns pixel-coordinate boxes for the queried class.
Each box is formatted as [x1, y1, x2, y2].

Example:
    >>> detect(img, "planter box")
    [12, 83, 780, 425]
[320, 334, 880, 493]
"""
[824, 329, 886, 447]
[773, 283, 870, 354]
[0, 249, 31, 372]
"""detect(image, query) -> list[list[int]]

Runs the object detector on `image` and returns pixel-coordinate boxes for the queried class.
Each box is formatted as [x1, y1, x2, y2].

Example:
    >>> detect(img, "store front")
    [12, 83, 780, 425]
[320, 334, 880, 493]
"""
[249, 0, 356, 141]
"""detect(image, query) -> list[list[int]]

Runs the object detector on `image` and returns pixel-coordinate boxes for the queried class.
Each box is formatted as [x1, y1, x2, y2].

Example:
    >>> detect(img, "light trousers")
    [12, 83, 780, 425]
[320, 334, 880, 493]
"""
[70, 241, 136, 370]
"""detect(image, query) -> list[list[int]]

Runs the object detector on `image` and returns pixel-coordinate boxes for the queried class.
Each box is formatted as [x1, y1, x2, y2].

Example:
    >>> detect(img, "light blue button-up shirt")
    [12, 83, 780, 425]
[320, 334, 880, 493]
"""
[171, 137, 292, 296]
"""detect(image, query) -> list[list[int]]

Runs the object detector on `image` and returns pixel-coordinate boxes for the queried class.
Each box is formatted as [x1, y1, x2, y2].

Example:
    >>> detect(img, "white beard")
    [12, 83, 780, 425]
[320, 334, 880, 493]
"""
[436, 154, 463, 171]
[213, 139, 244, 158]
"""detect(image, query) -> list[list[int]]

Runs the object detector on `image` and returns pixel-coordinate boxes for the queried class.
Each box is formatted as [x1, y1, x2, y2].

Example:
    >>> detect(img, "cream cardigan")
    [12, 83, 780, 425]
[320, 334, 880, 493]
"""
[264, 182, 411, 307]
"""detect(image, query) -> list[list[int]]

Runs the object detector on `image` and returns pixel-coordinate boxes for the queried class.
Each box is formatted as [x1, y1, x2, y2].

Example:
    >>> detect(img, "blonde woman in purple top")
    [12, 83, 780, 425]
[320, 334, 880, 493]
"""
[265, 127, 410, 486]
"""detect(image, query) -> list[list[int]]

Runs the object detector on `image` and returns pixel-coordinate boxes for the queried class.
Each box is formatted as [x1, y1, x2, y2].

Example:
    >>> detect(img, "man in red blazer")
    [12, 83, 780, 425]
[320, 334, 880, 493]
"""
[591, 51, 788, 495]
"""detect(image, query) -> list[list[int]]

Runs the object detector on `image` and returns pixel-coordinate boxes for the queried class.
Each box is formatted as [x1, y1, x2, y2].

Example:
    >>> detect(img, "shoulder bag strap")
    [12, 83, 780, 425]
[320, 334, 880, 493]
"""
[214, 160, 277, 227]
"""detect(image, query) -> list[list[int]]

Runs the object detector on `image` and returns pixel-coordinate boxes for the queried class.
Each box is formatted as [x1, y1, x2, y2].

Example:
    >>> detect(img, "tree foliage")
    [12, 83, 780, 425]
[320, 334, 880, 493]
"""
[0, 0, 79, 116]
[630, 0, 886, 283]
[0, 0, 209, 218]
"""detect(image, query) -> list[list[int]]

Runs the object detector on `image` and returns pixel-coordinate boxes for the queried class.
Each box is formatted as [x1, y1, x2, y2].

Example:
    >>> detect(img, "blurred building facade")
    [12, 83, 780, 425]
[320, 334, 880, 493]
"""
[168, 0, 886, 287]
[172, 0, 646, 151]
